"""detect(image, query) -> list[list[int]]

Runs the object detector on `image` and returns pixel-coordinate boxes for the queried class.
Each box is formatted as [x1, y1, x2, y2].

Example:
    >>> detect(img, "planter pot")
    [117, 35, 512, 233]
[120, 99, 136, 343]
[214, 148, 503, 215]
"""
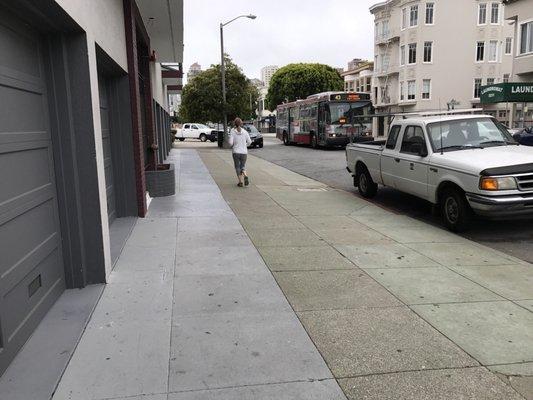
[145, 163, 176, 197]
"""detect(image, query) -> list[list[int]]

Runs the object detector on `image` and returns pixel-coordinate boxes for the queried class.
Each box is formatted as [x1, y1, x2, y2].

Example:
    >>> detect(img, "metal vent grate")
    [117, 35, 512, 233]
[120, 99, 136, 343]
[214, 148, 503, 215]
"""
[516, 174, 533, 191]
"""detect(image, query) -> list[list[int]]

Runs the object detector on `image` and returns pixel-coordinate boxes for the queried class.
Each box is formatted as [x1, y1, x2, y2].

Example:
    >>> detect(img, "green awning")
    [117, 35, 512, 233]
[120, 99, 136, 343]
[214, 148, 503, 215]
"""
[480, 82, 533, 103]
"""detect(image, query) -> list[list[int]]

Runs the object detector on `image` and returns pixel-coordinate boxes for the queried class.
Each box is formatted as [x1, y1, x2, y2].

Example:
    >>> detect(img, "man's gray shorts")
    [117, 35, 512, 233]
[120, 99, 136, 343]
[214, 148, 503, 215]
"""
[232, 153, 247, 175]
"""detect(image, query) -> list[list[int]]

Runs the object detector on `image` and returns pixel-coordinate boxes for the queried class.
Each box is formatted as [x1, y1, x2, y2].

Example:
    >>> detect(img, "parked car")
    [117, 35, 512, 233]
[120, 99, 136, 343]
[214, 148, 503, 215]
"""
[175, 123, 217, 142]
[243, 124, 264, 148]
[346, 114, 533, 231]
[512, 127, 533, 146]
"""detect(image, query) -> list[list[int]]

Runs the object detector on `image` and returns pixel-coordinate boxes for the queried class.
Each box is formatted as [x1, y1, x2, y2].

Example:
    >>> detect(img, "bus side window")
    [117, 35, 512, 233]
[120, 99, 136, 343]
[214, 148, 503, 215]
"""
[385, 125, 401, 149]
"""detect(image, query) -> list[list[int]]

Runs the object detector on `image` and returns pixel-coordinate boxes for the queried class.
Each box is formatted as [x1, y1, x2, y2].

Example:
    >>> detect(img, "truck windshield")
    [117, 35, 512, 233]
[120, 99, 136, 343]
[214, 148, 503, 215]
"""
[427, 118, 517, 152]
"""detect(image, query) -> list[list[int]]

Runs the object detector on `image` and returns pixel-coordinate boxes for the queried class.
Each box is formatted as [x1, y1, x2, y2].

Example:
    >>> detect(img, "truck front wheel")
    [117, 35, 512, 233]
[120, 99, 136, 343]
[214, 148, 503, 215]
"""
[440, 188, 472, 232]
[357, 168, 378, 198]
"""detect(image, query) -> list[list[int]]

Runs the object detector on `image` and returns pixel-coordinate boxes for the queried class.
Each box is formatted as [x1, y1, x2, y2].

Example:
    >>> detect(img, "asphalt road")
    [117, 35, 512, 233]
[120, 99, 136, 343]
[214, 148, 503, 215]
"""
[250, 135, 533, 264]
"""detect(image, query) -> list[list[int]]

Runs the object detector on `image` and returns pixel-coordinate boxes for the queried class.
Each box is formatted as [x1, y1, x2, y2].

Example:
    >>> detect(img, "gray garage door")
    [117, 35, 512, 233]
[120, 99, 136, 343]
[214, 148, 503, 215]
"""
[0, 11, 65, 374]
[98, 76, 116, 224]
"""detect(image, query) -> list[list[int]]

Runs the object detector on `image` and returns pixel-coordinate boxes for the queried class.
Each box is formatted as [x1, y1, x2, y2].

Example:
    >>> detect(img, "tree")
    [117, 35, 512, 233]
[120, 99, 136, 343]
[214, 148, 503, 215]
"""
[179, 56, 259, 124]
[265, 63, 343, 111]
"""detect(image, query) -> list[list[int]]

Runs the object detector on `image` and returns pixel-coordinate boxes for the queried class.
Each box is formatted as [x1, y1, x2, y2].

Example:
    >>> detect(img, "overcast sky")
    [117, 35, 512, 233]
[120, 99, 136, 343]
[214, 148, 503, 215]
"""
[183, 0, 377, 83]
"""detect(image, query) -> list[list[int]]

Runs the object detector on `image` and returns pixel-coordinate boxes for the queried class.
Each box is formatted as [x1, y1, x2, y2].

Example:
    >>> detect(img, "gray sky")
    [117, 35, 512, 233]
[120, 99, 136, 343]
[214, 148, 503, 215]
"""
[183, 0, 377, 82]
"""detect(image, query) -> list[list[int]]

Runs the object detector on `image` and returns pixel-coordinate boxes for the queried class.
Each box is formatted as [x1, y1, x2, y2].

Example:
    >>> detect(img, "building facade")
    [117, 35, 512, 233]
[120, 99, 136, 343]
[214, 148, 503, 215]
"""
[0, 0, 183, 376]
[370, 0, 514, 134]
[261, 65, 279, 88]
[341, 59, 374, 94]
[504, 0, 533, 82]
[187, 62, 202, 82]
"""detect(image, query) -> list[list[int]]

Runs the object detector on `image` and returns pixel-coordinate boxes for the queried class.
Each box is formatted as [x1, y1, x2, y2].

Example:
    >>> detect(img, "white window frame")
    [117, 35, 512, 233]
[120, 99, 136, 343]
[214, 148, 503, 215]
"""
[401, 8, 407, 30]
[409, 5, 419, 27]
[422, 79, 431, 100]
[486, 77, 495, 85]
[473, 78, 482, 99]
[488, 40, 498, 62]
[478, 3, 487, 25]
[504, 37, 512, 55]
[400, 45, 406, 66]
[423, 41, 433, 63]
[399, 81, 405, 101]
[519, 19, 533, 55]
[490, 3, 500, 25]
[407, 80, 416, 100]
[503, 73, 510, 83]
[408, 43, 417, 64]
[476, 41, 485, 62]
[425, 3, 434, 25]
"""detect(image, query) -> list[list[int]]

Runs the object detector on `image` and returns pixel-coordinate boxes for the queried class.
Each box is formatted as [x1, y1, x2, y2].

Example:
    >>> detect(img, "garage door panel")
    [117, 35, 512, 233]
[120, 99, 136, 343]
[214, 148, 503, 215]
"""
[0, 23, 41, 80]
[0, 84, 47, 134]
[1, 248, 64, 345]
[0, 146, 53, 205]
[0, 199, 59, 277]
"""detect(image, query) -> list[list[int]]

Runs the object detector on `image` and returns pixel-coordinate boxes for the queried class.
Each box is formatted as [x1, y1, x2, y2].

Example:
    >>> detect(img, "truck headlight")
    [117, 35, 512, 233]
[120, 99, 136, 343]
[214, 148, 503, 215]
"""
[479, 176, 517, 191]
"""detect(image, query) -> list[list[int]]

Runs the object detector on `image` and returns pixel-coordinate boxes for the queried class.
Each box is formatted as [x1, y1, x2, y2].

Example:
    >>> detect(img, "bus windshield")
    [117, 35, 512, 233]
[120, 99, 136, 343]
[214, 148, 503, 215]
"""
[328, 102, 373, 125]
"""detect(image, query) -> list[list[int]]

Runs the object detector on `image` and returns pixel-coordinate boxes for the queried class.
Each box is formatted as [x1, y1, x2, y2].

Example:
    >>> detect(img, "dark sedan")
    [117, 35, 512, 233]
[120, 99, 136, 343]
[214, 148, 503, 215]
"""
[243, 124, 263, 148]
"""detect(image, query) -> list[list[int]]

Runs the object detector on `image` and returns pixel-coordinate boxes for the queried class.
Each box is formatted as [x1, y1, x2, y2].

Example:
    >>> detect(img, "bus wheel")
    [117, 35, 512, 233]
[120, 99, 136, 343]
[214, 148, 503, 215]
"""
[283, 133, 289, 146]
[311, 134, 319, 149]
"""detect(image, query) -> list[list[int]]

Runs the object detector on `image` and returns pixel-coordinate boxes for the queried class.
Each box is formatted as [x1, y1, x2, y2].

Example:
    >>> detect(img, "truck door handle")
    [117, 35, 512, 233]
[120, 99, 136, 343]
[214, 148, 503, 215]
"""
[394, 158, 400, 163]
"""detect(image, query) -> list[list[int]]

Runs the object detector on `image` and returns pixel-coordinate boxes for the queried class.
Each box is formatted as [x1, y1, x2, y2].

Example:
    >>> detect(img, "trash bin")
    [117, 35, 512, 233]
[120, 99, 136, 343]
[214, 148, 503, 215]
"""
[217, 130, 224, 148]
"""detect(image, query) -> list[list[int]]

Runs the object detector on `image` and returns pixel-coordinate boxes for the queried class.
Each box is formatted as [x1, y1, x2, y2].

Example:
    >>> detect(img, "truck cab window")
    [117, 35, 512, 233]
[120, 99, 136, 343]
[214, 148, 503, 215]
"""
[386, 125, 401, 149]
[401, 126, 427, 155]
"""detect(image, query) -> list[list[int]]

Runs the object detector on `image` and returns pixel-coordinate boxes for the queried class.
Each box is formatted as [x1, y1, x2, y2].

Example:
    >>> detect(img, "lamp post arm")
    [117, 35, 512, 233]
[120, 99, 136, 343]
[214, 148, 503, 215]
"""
[222, 14, 251, 27]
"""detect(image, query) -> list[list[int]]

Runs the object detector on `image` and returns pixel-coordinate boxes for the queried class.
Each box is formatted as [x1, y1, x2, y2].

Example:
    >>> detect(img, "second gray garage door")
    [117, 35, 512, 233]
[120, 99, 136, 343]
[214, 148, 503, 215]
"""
[0, 10, 66, 375]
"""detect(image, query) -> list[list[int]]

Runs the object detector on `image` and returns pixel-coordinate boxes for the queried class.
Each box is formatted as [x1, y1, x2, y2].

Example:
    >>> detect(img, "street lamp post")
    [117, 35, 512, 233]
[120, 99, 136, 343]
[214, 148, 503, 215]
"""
[219, 14, 256, 147]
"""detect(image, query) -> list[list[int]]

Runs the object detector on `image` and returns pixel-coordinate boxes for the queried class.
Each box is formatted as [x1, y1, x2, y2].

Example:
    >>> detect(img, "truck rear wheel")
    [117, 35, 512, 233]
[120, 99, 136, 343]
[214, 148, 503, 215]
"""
[178, 138, 185, 142]
[199, 133, 207, 142]
[357, 168, 378, 198]
[440, 188, 472, 232]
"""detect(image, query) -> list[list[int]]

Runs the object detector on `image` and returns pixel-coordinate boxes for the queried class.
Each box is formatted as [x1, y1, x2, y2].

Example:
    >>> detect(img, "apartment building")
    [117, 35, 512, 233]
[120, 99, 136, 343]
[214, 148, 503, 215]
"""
[370, 0, 514, 134]
[187, 62, 203, 82]
[504, 0, 533, 82]
[261, 65, 279, 88]
[0, 0, 183, 377]
[341, 59, 374, 94]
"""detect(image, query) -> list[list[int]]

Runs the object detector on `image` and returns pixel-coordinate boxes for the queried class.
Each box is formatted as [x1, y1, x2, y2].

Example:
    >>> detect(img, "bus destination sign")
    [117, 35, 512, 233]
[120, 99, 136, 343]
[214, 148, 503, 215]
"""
[330, 92, 370, 102]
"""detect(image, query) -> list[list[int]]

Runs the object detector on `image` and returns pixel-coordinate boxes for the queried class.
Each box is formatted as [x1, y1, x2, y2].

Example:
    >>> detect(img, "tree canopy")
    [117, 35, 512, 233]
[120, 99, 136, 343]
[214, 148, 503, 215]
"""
[265, 63, 343, 111]
[179, 57, 259, 124]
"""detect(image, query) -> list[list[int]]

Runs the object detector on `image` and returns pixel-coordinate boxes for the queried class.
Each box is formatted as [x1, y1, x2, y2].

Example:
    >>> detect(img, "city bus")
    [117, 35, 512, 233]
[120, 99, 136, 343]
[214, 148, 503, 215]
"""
[276, 92, 374, 148]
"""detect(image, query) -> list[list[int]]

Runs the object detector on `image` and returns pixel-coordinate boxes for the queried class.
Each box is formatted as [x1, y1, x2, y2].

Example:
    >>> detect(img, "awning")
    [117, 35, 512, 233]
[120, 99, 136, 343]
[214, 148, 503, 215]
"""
[136, 0, 183, 63]
[480, 82, 533, 104]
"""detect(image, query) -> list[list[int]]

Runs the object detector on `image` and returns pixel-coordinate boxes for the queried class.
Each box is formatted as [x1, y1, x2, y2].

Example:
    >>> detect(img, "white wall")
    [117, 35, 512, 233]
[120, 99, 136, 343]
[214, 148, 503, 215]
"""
[55, 0, 128, 72]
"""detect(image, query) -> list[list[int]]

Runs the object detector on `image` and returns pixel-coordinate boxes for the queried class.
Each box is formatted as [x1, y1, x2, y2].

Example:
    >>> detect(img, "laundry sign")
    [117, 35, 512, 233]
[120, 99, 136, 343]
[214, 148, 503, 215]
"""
[480, 82, 533, 103]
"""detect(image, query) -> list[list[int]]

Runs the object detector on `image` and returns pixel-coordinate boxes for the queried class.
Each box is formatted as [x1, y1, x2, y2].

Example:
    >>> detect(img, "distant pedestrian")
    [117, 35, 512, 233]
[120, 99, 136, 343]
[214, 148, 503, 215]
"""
[228, 117, 252, 187]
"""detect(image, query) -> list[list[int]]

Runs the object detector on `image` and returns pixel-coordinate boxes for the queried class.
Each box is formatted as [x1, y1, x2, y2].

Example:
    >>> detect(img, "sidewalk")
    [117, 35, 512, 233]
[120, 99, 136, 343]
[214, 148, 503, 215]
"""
[51, 148, 532, 400]
[52, 149, 345, 400]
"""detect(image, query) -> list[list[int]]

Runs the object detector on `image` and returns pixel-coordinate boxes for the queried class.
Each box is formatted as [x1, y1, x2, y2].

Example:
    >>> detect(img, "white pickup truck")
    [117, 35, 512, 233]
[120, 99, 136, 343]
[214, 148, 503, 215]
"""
[175, 123, 217, 142]
[346, 113, 533, 231]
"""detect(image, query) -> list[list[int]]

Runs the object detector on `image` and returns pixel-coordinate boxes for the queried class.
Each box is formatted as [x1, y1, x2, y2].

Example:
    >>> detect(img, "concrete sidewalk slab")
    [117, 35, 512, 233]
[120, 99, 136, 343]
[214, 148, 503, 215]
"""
[374, 224, 467, 244]
[273, 270, 402, 311]
[449, 264, 533, 300]
[257, 245, 355, 271]
[339, 367, 524, 400]
[407, 242, 518, 266]
[168, 311, 334, 392]
[335, 243, 440, 269]
[413, 301, 533, 365]
[246, 227, 325, 247]
[315, 227, 393, 245]
[168, 380, 347, 399]
[365, 267, 505, 305]
[172, 272, 292, 317]
[298, 308, 477, 377]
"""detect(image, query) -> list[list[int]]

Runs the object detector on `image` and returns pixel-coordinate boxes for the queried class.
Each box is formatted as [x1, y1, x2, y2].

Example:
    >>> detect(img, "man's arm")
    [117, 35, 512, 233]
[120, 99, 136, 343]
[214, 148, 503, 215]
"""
[228, 131, 234, 146]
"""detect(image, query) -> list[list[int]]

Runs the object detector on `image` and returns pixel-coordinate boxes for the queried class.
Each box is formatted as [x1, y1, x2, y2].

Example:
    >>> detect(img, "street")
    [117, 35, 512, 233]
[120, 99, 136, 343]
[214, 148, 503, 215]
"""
[250, 135, 533, 264]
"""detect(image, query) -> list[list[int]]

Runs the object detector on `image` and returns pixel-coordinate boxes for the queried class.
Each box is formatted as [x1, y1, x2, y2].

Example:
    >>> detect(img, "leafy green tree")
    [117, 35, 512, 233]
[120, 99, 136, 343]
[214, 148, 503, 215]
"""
[265, 63, 343, 111]
[179, 56, 259, 124]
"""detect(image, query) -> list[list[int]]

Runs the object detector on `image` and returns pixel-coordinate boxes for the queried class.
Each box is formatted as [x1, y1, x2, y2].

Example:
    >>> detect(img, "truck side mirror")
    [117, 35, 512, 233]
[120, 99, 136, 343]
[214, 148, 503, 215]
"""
[411, 142, 428, 157]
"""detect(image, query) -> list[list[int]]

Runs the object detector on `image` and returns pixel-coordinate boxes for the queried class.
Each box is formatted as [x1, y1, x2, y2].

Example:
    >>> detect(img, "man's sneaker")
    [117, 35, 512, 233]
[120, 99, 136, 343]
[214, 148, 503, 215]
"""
[244, 176, 249, 186]
[237, 182, 243, 187]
